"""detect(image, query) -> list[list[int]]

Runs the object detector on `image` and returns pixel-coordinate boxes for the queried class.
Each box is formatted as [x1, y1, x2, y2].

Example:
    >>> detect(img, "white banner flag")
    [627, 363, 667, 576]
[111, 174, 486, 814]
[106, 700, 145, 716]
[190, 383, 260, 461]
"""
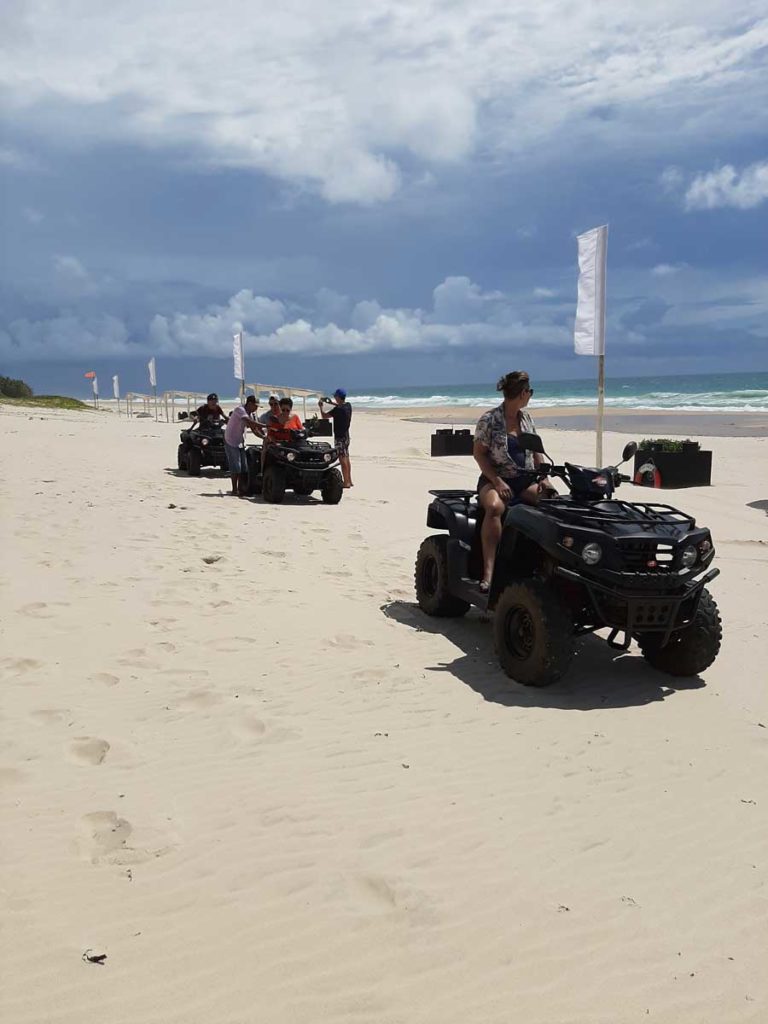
[112, 374, 120, 399]
[233, 331, 245, 381]
[148, 357, 157, 387]
[574, 225, 608, 356]
[92, 376, 99, 396]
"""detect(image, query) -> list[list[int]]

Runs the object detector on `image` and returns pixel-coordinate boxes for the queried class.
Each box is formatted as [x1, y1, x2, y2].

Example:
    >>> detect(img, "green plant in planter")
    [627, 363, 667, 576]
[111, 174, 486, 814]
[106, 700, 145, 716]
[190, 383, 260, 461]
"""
[639, 438, 701, 453]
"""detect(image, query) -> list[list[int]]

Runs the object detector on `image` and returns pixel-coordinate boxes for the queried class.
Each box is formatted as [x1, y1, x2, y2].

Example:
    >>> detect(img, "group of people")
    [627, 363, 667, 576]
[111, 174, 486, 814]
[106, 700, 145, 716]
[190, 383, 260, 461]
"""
[191, 369, 545, 590]
[193, 388, 353, 498]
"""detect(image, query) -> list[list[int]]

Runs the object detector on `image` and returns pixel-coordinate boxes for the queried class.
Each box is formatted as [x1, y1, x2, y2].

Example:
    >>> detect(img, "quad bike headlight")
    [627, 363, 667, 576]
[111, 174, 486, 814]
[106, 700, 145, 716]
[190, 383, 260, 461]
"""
[201, 438, 209, 446]
[581, 542, 602, 566]
[286, 451, 296, 462]
[680, 545, 698, 568]
[323, 452, 332, 463]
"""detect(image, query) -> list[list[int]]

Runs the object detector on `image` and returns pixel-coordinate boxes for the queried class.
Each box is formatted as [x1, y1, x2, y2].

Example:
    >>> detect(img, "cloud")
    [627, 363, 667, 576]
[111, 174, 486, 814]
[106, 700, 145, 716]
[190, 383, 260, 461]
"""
[684, 160, 768, 210]
[533, 287, 557, 298]
[0, 275, 568, 360]
[651, 263, 686, 277]
[22, 206, 44, 224]
[2, 3, 767, 203]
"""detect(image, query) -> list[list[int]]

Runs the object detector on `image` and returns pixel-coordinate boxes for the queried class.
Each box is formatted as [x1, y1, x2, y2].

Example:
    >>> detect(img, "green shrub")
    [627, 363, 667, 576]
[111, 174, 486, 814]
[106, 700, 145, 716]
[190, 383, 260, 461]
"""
[0, 375, 33, 399]
[639, 438, 700, 453]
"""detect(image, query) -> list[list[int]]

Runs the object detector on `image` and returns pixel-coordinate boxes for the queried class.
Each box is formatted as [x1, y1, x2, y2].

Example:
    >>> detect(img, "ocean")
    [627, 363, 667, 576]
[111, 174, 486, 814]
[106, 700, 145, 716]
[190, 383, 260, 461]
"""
[348, 371, 768, 412]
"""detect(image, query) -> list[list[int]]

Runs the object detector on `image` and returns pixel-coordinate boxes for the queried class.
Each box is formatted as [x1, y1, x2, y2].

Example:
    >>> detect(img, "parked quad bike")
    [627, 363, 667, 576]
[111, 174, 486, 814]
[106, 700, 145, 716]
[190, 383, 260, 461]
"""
[246, 430, 343, 504]
[415, 435, 721, 686]
[177, 421, 228, 476]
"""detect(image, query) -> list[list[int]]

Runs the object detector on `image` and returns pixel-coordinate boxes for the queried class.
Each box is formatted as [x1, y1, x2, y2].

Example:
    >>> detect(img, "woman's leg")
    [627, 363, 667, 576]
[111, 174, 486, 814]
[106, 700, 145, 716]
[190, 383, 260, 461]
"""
[479, 486, 506, 586]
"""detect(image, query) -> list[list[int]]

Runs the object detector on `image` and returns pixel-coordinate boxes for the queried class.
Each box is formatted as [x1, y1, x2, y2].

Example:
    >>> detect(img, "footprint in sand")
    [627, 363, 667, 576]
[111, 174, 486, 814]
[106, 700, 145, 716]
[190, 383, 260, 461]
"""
[0, 767, 25, 786]
[68, 737, 110, 765]
[30, 708, 71, 726]
[209, 636, 259, 654]
[178, 690, 223, 710]
[18, 601, 69, 619]
[79, 811, 176, 866]
[90, 672, 120, 687]
[2, 657, 44, 676]
[231, 714, 268, 739]
[327, 634, 375, 651]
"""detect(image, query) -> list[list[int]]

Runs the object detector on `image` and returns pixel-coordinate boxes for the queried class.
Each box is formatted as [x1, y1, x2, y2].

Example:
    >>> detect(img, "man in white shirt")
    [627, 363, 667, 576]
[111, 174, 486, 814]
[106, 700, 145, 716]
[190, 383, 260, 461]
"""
[223, 394, 264, 496]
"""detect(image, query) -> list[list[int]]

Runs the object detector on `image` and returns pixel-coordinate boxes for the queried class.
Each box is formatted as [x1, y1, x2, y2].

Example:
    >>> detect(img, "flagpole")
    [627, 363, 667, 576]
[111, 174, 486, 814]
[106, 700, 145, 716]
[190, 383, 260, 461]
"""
[596, 353, 605, 467]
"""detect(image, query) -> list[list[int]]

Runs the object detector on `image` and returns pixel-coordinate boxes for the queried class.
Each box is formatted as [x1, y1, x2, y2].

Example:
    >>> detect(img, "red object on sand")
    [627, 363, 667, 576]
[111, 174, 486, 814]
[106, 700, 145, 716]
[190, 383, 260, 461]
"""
[84, 371, 96, 379]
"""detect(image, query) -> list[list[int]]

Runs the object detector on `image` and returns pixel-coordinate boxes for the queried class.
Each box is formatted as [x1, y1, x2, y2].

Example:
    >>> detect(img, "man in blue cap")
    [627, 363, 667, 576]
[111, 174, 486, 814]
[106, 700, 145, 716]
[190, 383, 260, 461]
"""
[319, 388, 353, 488]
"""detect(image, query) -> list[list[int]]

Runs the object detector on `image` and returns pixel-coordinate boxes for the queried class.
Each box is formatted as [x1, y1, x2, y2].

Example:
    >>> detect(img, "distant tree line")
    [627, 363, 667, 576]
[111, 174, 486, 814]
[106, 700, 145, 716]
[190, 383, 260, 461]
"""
[0, 374, 34, 398]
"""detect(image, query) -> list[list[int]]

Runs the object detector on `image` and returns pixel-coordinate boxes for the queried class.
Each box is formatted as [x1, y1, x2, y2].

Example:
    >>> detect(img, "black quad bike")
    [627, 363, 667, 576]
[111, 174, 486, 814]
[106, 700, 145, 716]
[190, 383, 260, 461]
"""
[414, 435, 722, 686]
[177, 420, 228, 476]
[246, 429, 344, 504]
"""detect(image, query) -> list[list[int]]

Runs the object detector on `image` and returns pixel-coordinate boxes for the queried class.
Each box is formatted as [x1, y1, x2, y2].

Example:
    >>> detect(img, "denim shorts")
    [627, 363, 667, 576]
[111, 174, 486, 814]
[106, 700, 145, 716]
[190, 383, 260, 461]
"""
[225, 443, 248, 474]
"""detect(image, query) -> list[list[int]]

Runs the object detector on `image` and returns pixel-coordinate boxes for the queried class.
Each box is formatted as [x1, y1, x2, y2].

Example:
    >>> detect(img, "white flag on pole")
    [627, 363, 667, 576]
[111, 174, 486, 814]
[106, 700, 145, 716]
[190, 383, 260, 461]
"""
[148, 357, 157, 387]
[112, 374, 120, 399]
[574, 225, 608, 356]
[92, 376, 99, 396]
[233, 331, 245, 381]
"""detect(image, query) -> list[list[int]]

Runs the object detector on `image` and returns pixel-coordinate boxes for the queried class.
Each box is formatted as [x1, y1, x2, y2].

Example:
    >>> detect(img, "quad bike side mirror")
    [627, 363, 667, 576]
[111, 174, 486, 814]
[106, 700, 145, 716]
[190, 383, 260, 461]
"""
[620, 441, 638, 464]
[518, 432, 545, 455]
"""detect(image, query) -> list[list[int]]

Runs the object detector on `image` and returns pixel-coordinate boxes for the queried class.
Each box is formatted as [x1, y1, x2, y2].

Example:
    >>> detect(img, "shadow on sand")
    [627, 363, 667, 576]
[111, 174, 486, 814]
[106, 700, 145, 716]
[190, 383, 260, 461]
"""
[747, 499, 768, 516]
[382, 600, 705, 712]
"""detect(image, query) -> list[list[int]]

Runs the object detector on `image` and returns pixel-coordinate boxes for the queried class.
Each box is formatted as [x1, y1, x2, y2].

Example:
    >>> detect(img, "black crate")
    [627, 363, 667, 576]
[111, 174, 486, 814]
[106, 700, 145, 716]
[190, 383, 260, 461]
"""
[306, 419, 332, 437]
[633, 450, 712, 488]
[431, 428, 474, 457]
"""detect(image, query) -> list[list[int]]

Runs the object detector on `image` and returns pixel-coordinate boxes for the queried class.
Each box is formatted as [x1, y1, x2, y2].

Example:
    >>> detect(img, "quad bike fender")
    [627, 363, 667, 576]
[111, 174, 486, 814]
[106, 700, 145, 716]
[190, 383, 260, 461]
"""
[498, 505, 561, 562]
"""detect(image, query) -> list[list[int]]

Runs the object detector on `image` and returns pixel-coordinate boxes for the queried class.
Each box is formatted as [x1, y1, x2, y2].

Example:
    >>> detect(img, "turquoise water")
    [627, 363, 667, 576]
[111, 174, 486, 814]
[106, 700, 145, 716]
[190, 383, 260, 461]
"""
[349, 372, 768, 411]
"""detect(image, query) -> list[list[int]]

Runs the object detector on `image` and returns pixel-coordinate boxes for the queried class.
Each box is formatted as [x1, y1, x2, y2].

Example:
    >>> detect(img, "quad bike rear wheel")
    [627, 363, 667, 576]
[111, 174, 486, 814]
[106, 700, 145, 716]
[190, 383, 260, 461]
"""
[262, 465, 286, 503]
[639, 588, 722, 676]
[414, 536, 470, 618]
[177, 444, 187, 471]
[320, 468, 344, 505]
[493, 580, 574, 686]
[187, 448, 202, 476]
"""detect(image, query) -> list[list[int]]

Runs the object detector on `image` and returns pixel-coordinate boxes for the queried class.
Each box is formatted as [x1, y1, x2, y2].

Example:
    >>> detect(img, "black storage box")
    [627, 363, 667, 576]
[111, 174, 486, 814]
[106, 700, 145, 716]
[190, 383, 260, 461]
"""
[633, 450, 712, 489]
[307, 419, 332, 437]
[431, 428, 474, 457]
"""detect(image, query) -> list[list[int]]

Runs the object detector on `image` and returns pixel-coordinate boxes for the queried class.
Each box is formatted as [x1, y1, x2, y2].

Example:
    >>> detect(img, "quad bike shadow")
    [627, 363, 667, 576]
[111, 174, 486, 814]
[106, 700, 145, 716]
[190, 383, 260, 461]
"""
[382, 599, 705, 712]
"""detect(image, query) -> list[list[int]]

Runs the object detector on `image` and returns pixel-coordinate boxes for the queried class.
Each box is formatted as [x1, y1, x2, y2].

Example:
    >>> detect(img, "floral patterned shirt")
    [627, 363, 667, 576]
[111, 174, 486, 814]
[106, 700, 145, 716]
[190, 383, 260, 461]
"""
[474, 404, 538, 477]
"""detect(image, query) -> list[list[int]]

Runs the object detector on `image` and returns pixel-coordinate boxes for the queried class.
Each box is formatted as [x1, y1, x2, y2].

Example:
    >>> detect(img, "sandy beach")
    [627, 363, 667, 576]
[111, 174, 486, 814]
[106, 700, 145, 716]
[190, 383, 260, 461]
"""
[2, 404, 767, 1024]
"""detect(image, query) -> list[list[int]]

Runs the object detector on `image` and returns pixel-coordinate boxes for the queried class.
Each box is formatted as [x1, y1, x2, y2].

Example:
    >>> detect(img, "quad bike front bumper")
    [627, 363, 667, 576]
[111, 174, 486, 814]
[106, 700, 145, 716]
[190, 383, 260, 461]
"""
[555, 564, 720, 649]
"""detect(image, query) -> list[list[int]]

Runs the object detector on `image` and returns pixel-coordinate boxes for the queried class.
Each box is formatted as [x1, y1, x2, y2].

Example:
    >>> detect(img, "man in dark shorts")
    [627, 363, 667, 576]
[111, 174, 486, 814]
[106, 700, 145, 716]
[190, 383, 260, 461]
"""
[319, 388, 353, 488]
[195, 393, 228, 426]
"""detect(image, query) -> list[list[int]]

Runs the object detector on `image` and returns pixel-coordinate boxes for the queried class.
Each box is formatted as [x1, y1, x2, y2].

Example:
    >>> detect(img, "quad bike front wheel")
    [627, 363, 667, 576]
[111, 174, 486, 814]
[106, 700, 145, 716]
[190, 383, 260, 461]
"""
[187, 448, 202, 476]
[262, 465, 286, 503]
[639, 588, 722, 677]
[320, 468, 344, 505]
[494, 580, 574, 686]
[414, 536, 470, 618]
[177, 444, 187, 471]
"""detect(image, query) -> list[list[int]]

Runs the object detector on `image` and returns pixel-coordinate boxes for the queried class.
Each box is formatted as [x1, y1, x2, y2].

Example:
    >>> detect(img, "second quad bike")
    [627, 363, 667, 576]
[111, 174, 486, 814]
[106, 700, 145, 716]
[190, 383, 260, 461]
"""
[177, 420, 228, 476]
[246, 429, 343, 504]
[414, 435, 721, 686]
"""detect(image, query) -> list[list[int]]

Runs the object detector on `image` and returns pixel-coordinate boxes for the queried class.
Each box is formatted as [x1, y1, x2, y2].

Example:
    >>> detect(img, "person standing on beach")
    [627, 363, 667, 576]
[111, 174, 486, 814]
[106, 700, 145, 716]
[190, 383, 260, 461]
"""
[224, 394, 263, 497]
[319, 389, 353, 488]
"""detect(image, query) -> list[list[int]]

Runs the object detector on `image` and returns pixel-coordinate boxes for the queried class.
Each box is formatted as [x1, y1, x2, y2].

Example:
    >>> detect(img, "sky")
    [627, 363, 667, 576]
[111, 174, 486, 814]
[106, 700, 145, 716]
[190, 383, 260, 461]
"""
[1, 0, 767, 396]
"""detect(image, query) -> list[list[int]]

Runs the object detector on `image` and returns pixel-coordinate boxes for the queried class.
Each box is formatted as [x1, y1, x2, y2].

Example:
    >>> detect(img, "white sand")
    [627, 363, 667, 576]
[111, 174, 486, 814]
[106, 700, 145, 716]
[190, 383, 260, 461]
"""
[1, 406, 767, 1023]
